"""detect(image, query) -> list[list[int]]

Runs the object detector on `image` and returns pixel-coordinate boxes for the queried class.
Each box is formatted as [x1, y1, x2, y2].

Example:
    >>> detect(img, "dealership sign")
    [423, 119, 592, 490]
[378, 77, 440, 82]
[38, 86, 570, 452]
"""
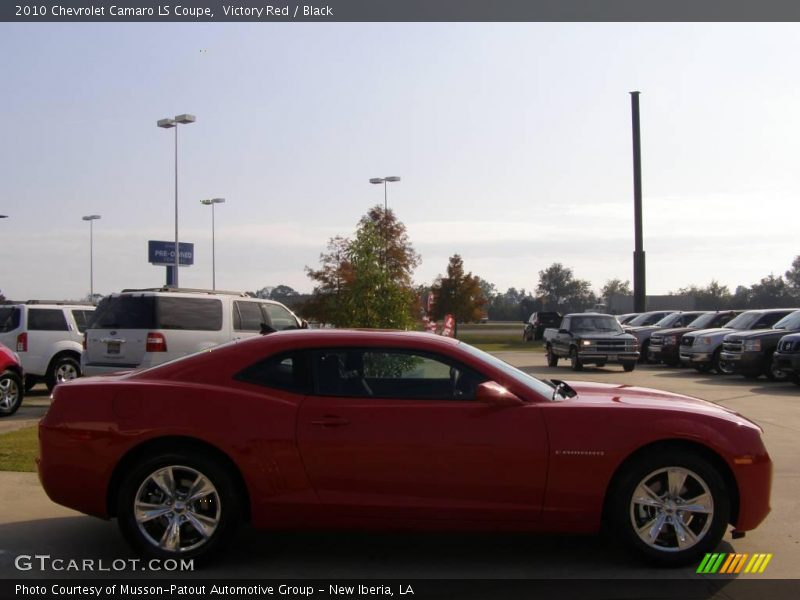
[148, 240, 194, 266]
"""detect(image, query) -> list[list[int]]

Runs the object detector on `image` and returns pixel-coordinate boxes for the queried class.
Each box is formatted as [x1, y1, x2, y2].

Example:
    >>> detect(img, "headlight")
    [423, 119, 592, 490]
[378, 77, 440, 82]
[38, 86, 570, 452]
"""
[664, 335, 678, 346]
[744, 339, 762, 351]
[581, 340, 592, 346]
[699, 337, 712, 345]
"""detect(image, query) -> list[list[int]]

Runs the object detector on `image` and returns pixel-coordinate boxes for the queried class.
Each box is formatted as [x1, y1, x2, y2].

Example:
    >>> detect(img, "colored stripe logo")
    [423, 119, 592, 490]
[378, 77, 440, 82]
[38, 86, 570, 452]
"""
[696, 553, 773, 574]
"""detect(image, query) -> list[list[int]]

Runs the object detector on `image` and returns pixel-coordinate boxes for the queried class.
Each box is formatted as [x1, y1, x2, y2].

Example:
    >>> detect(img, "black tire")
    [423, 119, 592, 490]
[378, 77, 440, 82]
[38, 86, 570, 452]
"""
[610, 450, 730, 566]
[0, 370, 24, 417]
[46, 355, 81, 392]
[694, 363, 711, 374]
[638, 341, 650, 364]
[545, 345, 559, 367]
[596, 361, 607, 368]
[765, 353, 788, 382]
[711, 349, 725, 375]
[117, 450, 242, 562]
[622, 361, 636, 372]
[569, 347, 583, 371]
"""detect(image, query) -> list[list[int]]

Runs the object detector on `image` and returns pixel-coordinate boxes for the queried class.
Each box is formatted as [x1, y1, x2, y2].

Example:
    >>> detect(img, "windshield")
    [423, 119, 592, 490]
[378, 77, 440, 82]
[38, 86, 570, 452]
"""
[571, 316, 623, 333]
[458, 342, 555, 400]
[687, 312, 717, 329]
[654, 313, 683, 328]
[773, 310, 800, 330]
[628, 312, 670, 326]
[725, 311, 762, 330]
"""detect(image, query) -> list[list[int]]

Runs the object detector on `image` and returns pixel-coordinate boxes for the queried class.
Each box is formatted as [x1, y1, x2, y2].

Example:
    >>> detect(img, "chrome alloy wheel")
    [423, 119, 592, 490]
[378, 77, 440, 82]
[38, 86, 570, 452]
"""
[630, 467, 714, 552]
[134, 465, 221, 553]
[55, 362, 79, 384]
[0, 376, 20, 411]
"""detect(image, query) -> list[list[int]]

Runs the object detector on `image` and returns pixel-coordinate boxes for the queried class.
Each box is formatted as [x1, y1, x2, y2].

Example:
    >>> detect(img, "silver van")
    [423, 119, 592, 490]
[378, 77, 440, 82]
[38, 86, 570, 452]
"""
[82, 287, 305, 376]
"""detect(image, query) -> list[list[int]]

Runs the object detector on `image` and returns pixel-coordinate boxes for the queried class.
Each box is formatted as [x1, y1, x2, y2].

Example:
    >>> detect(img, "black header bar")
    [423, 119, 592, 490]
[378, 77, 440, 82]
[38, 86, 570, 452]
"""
[4, 0, 800, 23]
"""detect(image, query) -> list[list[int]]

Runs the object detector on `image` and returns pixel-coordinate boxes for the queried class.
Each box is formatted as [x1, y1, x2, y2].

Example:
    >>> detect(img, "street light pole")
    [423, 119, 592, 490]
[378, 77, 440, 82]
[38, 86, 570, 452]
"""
[200, 198, 226, 290]
[369, 176, 401, 212]
[82, 215, 101, 302]
[157, 113, 196, 287]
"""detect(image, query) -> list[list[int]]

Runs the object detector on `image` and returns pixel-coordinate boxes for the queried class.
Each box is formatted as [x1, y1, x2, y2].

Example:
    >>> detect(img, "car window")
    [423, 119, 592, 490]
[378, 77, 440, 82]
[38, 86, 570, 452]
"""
[155, 297, 222, 331]
[92, 296, 157, 329]
[235, 351, 310, 393]
[0, 307, 20, 333]
[71, 309, 95, 333]
[28, 309, 69, 331]
[755, 311, 793, 329]
[233, 301, 264, 332]
[771, 311, 800, 330]
[311, 348, 487, 400]
[264, 304, 298, 330]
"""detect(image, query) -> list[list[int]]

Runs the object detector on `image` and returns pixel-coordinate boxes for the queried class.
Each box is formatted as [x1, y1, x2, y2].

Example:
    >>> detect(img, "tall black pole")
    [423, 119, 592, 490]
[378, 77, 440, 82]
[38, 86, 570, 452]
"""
[630, 91, 646, 313]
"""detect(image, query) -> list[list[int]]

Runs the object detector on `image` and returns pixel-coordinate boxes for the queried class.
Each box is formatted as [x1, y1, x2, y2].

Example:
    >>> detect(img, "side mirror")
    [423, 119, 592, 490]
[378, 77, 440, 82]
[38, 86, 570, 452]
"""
[300, 319, 309, 329]
[476, 381, 523, 407]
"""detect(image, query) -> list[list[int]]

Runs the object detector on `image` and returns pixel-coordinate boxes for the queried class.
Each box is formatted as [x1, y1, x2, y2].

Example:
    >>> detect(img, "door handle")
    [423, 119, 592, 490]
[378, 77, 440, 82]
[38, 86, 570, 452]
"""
[311, 416, 350, 427]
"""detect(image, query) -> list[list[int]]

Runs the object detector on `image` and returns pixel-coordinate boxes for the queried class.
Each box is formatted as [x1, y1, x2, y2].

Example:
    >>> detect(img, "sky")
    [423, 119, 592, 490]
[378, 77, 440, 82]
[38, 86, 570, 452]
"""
[2, 22, 800, 301]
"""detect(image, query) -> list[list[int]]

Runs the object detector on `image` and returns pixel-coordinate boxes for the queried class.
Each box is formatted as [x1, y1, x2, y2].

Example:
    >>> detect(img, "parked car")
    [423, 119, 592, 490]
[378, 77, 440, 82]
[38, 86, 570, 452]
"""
[719, 310, 800, 380]
[649, 311, 741, 366]
[39, 330, 772, 566]
[0, 342, 24, 417]
[0, 302, 95, 392]
[543, 313, 638, 371]
[626, 311, 706, 363]
[772, 333, 800, 385]
[82, 287, 305, 376]
[680, 309, 796, 373]
[522, 311, 562, 341]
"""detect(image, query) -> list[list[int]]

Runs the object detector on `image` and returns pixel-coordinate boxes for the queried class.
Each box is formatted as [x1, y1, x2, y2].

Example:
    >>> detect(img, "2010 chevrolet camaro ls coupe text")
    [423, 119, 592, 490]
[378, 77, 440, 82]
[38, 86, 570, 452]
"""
[38, 330, 771, 565]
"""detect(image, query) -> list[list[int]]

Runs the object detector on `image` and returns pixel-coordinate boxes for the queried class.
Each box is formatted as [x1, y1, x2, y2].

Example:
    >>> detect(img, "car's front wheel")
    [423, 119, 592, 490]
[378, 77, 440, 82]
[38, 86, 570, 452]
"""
[569, 348, 583, 371]
[0, 371, 23, 417]
[612, 451, 729, 565]
[546, 345, 559, 367]
[117, 451, 242, 561]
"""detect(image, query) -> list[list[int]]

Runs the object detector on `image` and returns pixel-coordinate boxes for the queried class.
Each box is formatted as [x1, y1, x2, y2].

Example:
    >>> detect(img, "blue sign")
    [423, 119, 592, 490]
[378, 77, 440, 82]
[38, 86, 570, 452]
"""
[148, 240, 194, 266]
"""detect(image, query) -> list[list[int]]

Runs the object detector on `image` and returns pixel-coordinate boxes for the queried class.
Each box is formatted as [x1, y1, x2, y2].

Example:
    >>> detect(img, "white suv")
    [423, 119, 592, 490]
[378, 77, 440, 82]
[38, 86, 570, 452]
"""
[82, 287, 305, 376]
[0, 303, 96, 391]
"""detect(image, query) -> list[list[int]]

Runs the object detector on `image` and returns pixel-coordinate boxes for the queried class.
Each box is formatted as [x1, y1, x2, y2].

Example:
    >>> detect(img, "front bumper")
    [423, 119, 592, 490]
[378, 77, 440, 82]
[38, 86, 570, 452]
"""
[719, 351, 766, 376]
[679, 351, 712, 366]
[649, 344, 680, 364]
[577, 351, 639, 364]
[772, 350, 800, 377]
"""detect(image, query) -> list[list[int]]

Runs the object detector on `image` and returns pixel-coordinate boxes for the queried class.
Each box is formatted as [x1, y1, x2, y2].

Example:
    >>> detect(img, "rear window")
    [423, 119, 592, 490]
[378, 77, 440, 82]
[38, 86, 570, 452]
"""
[28, 308, 69, 331]
[0, 307, 20, 333]
[92, 296, 157, 329]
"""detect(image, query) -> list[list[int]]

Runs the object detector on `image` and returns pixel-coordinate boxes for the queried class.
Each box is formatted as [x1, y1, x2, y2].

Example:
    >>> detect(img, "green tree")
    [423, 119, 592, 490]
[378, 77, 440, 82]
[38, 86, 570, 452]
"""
[785, 256, 800, 293]
[430, 255, 486, 330]
[303, 207, 419, 328]
[600, 278, 632, 302]
[674, 280, 732, 310]
[536, 263, 595, 313]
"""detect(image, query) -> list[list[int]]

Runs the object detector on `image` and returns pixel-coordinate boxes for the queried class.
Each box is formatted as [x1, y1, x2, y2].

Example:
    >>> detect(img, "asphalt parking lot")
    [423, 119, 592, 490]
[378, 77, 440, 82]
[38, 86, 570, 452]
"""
[0, 354, 798, 581]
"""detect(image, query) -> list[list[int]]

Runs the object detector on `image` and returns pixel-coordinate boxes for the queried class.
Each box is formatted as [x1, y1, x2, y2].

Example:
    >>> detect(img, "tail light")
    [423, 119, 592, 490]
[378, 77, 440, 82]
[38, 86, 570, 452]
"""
[16, 332, 27, 352]
[146, 332, 167, 353]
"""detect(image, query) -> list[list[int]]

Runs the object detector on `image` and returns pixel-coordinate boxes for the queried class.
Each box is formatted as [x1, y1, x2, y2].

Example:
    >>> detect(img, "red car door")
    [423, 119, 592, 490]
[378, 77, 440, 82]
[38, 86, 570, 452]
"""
[296, 348, 548, 522]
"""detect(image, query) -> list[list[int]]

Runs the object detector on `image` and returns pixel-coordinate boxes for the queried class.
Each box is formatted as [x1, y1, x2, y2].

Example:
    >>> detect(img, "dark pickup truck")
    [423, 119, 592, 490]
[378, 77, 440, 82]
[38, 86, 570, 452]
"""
[772, 333, 800, 385]
[719, 309, 800, 380]
[543, 313, 639, 372]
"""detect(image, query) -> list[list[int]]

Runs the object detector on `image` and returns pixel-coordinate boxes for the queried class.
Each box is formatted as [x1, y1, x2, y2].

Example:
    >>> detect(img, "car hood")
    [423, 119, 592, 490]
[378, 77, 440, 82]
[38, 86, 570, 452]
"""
[562, 380, 752, 425]
[689, 327, 733, 339]
[573, 332, 635, 340]
[725, 328, 793, 342]
[653, 327, 694, 337]
[625, 325, 660, 333]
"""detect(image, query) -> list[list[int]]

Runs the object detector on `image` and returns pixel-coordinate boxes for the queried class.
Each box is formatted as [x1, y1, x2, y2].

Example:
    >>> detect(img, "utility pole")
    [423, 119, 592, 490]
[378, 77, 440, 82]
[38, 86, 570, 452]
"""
[630, 91, 646, 313]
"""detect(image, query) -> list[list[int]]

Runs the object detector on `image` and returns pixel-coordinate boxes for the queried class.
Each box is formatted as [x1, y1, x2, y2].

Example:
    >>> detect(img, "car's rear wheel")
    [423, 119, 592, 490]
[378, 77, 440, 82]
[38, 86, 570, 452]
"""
[546, 345, 559, 367]
[46, 355, 81, 392]
[569, 348, 582, 371]
[0, 371, 23, 417]
[612, 451, 729, 565]
[117, 451, 241, 561]
[622, 361, 636, 372]
[639, 341, 650, 364]
[711, 349, 725, 374]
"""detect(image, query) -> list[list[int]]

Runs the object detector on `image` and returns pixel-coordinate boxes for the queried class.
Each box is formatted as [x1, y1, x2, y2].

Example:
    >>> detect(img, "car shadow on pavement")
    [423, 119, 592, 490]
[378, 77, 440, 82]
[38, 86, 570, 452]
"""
[0, 517, 728, 580]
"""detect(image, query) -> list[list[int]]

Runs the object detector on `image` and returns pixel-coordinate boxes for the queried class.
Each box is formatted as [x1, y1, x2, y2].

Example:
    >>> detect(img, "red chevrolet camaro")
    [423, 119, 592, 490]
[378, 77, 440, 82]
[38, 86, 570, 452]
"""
[38, 330, 771, 565]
